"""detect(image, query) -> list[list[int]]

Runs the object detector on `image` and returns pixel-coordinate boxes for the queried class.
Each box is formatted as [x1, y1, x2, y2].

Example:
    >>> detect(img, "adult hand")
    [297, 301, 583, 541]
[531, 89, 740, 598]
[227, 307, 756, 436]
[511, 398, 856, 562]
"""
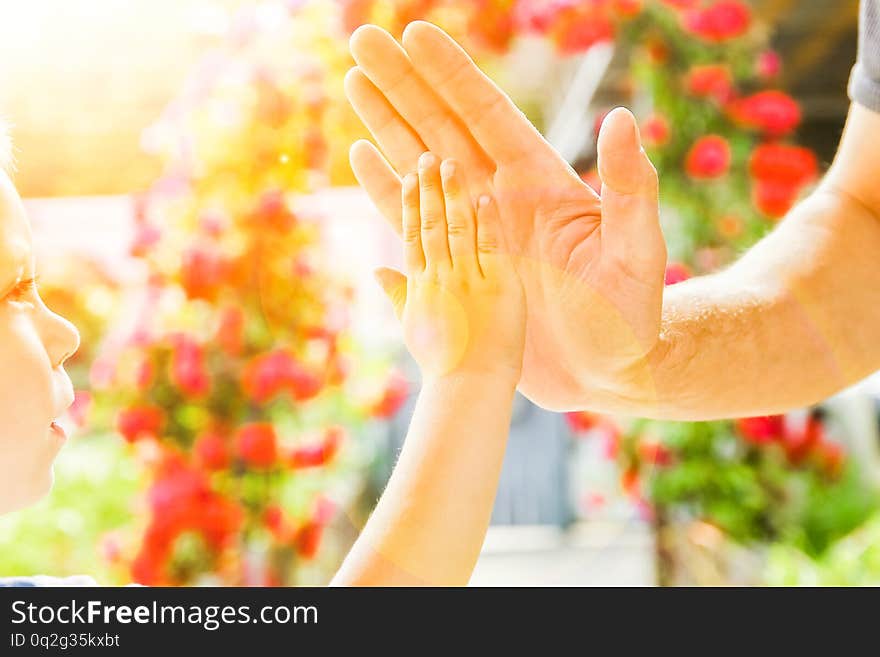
[346, 21, 666, 410]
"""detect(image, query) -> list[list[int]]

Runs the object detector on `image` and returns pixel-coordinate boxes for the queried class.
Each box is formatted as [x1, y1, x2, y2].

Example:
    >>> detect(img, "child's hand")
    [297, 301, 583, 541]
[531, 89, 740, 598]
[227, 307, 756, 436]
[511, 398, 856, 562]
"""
[375, 152, 525, 382]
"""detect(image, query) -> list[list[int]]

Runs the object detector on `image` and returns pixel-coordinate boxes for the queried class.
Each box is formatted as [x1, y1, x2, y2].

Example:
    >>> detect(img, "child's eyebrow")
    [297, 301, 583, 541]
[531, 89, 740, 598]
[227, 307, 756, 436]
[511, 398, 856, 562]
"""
[0, 122, 12, 175]
[0, 242, 29, 297]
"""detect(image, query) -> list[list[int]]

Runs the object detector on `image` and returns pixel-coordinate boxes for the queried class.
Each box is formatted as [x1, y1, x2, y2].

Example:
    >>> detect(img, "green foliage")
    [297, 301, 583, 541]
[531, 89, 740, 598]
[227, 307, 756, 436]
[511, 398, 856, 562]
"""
[0, 435, 141, 584]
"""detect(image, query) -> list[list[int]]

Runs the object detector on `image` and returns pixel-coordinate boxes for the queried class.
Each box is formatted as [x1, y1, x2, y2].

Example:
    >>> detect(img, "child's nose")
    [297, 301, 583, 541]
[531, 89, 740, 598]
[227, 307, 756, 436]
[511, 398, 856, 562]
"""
[43, 309, 80, 369]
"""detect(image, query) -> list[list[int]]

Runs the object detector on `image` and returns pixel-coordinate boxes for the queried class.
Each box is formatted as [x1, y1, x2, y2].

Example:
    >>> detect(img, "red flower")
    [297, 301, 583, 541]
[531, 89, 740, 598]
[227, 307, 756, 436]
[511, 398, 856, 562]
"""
[641, 113, 670, 147]
[685, 64, 734, 103]
[717, 214, 743, 238]
[199, 494, 243, 549]
[612, 0, 643, 18]
[116, 405, 164, 443]
[727, 91, 801, 136]
[814, 440, 845, 478]
[467, 0, 516, 52]
[69, 390, 92, 428]
[288, 426, 344, 469]
[241, 349, 321, 404]
[661, 0, 696, 8]
[263, 504, 283, 531]
[736, 415, 784, 445]
[645, 38, 669, 64]
[518, 0, 615, 54]
[169, 334, 210, 399]
[748, 142, 817, 218]
[294, 521, 324, 560]
[253, 189, 296, 232]
[638, 439, 673, 466]
[294, 497, 336, 559]
[339, 0, 374, 34]
[753, 179, 798, 218]
[554, 13, 614, 54]
[130, 545, 167, 586]
[601, 423, 621, 459]
[371, 369, 410, 418]
[685, 135, 731, 179]
[236, 423, 278, 468]
[664, 262, 692, 286]
[514, 0, 559, 32]
[682, 0, 751, 43]
[783, 414, 824, 464]
[216, 306, 245, 357]
[756, 50, 781, 79]
[130, 223, 161, 258]
[194, 431, 229, 471]
[180, 246, 227, 301]
[135, 358, 155, 390]
[620, 467, 640, 497]
[566, 411, 599, 433]
[748, 143, 818, 186]
[287, 365, 323, 402]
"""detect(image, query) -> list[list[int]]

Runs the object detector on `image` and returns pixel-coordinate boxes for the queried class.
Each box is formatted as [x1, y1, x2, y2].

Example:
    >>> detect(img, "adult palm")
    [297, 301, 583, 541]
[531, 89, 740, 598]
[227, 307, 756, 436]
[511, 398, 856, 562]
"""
[346, 21, 667, 411]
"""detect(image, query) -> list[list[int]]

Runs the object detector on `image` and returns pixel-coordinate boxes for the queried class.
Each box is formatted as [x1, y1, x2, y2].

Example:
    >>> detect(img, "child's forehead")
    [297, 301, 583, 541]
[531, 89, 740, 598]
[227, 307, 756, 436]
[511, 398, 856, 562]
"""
[0, 172, 33, 281]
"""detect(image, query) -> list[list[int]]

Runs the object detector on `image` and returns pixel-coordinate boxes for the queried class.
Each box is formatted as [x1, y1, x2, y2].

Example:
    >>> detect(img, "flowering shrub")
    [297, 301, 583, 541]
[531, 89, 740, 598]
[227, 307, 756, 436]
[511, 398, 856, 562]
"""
[92, 1, 422, 585]
[548, 0, 874, 572]
[77, 0, 868, 584]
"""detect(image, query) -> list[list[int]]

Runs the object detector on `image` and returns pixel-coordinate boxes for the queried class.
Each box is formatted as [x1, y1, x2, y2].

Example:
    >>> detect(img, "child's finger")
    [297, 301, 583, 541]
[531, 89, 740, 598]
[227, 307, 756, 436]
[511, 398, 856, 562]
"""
[440, 159, 478, 273]
[418, 152, 452, 270]
[476, 195, 507, 279]
[373, 267, 407, 320]
[402, 173, 425, 274]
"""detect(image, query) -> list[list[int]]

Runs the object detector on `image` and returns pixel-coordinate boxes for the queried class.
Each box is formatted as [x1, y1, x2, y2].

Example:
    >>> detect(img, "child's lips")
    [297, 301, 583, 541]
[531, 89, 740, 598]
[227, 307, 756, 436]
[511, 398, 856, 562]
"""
[50, 421, 68, 442]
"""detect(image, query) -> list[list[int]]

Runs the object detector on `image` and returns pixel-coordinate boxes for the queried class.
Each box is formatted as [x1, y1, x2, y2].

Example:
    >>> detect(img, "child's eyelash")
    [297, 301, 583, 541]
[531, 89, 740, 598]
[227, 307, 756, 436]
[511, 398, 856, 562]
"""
[7, 276, 39, 300]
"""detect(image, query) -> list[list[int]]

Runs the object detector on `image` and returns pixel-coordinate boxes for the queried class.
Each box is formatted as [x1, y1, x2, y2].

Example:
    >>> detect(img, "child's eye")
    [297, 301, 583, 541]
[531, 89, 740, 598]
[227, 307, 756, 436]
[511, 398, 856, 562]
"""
[6, 276, 38, 302]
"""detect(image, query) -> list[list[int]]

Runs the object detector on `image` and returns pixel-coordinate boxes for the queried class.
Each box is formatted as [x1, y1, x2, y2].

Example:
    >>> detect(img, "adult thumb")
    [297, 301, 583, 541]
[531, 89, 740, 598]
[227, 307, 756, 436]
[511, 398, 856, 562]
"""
[373, 267, 407, 319]
[596, 108, 663, 267]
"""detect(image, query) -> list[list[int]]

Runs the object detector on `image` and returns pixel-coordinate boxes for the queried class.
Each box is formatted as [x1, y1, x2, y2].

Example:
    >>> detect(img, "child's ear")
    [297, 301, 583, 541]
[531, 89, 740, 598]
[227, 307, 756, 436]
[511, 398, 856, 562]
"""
[374, 268, 407, 320]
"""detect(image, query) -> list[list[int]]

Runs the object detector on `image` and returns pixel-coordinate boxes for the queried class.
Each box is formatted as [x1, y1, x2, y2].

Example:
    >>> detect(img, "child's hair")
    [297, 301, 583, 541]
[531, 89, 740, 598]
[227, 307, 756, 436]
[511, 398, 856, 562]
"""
[0, 120, 12, 173]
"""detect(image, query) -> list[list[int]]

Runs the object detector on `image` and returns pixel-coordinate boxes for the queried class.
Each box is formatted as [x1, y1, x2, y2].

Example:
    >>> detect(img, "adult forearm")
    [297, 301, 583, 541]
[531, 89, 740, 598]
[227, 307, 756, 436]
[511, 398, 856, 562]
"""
[614, 185, 880, 420]
[331, 371, 516, 586]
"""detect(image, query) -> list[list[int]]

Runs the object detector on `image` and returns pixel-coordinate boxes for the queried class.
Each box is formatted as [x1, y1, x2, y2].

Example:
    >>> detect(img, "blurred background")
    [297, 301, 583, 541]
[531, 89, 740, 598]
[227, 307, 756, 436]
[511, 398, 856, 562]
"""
[1, 0, 879, 586]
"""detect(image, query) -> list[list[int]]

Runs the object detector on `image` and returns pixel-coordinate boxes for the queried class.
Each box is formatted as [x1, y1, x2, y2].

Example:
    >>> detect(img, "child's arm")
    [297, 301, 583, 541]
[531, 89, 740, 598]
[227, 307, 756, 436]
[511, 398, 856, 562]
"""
[331, 153, 525, 586]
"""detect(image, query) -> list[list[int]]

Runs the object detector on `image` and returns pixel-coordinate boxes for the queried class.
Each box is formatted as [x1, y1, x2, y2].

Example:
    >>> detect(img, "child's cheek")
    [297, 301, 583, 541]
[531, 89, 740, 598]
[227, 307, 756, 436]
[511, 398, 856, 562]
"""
[405, 284, 470, 376]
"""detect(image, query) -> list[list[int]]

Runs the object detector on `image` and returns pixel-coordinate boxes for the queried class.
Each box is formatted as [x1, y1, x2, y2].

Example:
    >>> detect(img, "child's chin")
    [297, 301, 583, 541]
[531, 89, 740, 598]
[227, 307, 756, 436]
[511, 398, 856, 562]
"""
[0, 471, 53, 514]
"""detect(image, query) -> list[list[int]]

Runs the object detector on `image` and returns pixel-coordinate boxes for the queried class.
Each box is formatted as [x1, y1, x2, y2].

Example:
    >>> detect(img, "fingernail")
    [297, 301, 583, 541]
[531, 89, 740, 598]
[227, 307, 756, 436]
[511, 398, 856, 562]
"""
[478, 195, 491, 208]
[440, 159, 455, 180]
[403, 173, 418, 191]
[419, 152, 436, 169]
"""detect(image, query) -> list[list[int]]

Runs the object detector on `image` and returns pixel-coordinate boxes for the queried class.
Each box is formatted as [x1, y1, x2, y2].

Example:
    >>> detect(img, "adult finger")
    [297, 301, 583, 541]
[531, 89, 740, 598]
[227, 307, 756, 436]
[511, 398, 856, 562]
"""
[402, 21, 551, 164]
[596, 107, 665, 277]
[350, 140, 403, 235]
[344, 67, 425, 174]
[349, 25, 491, 176]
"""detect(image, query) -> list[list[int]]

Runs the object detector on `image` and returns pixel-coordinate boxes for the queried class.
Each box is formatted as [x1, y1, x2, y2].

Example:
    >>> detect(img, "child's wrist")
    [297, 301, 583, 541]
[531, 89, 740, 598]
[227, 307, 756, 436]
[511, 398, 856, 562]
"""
[422, 366, 520, 391]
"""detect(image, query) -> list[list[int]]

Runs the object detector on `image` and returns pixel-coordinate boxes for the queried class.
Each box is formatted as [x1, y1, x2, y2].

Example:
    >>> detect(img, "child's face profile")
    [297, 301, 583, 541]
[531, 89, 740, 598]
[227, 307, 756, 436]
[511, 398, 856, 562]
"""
[0, 170, 80, 514]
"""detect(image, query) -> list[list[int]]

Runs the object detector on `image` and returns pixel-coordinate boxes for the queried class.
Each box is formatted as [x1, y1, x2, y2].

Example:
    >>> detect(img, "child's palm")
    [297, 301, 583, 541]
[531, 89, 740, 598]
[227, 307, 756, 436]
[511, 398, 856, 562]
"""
[376, 154, 525, 381]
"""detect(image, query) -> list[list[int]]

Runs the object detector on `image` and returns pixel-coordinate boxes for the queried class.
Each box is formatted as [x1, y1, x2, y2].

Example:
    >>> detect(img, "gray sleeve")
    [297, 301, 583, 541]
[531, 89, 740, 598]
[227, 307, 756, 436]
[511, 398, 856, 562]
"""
[850, 0, 880, 112]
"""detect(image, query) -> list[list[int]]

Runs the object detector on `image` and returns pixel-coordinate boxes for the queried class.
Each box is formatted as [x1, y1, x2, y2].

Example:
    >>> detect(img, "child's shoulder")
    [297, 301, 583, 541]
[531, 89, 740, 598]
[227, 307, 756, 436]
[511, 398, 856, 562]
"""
[0, 574, 98, 587]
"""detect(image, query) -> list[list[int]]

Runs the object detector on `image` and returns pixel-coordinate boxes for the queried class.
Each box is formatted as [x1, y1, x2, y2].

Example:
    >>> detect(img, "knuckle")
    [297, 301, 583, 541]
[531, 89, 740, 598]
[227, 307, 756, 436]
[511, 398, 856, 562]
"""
[420, 212, 443, 231]
[419, 178, 440, 193]
[446, 220, 470, 237]
[478, 235, 500, 253]
[403, 227, 421, 245]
